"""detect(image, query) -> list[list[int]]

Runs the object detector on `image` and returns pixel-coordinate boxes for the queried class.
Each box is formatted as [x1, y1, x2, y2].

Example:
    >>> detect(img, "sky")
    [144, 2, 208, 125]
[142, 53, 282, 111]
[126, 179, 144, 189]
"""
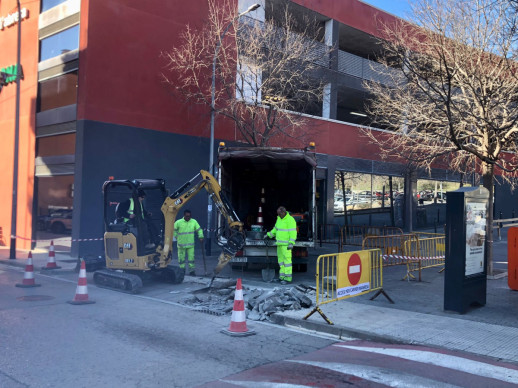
[360, 0, 411, 19]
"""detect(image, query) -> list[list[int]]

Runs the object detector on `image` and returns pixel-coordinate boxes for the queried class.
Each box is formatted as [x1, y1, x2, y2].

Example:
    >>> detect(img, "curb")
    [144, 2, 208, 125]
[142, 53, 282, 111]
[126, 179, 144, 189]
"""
[270, 313, 407, 345]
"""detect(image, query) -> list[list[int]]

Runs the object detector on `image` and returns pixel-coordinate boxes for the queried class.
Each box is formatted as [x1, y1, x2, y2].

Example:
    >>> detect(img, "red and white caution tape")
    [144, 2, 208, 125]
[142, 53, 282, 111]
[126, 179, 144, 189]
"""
[11, 235, 103, 243]
[383, 254, 445, 262]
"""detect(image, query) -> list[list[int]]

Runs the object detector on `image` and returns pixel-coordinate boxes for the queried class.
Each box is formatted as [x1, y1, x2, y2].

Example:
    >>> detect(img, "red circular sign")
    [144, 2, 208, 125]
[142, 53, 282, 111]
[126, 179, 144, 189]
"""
[347, 253, 362, 285]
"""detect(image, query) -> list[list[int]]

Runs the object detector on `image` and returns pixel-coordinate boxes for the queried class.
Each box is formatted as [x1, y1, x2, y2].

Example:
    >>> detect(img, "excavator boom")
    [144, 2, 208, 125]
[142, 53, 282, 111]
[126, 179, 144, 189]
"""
[161, 170, 245, 277]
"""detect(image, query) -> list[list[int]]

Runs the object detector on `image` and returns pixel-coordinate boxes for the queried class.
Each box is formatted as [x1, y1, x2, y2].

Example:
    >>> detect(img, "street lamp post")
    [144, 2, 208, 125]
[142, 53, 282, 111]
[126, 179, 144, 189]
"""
[206, 3, 260, 256]
[9, 1, 22, 260]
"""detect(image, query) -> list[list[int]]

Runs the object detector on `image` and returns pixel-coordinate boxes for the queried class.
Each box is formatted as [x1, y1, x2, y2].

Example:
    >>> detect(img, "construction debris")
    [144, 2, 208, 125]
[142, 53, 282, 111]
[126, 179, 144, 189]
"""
[180, 283, 315, 321]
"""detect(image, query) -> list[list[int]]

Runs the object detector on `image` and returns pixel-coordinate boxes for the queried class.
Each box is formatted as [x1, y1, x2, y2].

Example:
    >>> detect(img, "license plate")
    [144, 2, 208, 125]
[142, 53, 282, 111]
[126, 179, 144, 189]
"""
[231, 257, 248, 263]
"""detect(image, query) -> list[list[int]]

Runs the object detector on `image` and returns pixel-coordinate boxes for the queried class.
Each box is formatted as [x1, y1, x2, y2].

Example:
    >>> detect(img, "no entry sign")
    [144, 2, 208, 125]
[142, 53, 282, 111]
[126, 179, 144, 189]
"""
[347, 253, 362, 285]
[336, 251, 370, 298]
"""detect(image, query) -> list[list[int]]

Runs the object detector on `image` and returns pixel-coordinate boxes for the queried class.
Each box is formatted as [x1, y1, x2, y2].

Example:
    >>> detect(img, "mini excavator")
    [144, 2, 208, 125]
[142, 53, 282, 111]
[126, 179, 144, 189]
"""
[93, 170, 245, 293]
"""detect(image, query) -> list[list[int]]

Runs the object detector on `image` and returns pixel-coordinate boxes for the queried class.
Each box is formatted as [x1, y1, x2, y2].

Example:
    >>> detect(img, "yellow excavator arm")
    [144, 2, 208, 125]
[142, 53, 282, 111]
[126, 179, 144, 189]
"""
[160, 170, 244, 276]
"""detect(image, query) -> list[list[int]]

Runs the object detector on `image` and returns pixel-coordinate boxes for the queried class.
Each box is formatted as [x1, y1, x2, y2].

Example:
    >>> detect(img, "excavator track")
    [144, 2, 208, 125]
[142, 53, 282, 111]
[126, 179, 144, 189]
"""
[93, 269, 143, 294]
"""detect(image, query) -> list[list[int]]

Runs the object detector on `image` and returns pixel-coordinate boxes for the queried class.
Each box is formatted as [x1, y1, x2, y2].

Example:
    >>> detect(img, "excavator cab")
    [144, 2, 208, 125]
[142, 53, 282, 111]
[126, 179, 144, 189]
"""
[103, 179, 166, 259]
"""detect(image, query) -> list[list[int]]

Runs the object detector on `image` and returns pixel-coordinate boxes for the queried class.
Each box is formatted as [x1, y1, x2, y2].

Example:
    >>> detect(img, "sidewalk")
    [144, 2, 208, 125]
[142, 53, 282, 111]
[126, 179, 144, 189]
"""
[273, 236, 518, 364]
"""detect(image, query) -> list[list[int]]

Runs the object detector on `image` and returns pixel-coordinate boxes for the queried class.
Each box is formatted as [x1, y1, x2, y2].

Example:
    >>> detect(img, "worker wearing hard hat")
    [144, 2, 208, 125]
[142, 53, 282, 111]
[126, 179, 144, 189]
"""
[266, 206, 297, 284]
[174, 209, 204, 276]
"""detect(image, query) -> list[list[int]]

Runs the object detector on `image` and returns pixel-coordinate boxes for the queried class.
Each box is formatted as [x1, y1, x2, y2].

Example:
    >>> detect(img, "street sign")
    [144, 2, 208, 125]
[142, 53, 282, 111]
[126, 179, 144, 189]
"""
[337, 251, 370, 298]
[347, 253, 362, 285]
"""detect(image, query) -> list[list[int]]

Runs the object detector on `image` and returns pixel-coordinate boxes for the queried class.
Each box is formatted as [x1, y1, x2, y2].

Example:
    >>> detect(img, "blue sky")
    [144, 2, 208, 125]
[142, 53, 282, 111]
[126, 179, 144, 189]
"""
[360, 0, 411, 19]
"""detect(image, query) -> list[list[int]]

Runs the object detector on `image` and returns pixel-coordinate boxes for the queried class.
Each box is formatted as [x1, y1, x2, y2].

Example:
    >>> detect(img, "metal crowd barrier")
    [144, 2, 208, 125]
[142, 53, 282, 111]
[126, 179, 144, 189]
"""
[303, 249, 393, 325]
[412, 231, 445, 239]
[403, 236, 446, 281]
[362, 233, 418, 266]
[340, 225, 403, 249]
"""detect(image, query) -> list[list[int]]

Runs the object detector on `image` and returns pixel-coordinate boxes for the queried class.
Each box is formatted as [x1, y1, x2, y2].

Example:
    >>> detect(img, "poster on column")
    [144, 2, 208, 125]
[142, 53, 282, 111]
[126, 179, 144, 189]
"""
[465, 201, 486, 276]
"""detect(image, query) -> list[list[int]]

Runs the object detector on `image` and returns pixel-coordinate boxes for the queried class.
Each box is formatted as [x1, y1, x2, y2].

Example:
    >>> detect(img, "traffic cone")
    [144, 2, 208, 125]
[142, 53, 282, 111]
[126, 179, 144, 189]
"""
[67, 259, 95, 305]
[257, 204, 264, 227]
[221, 278, 255, 336]
[41, 241, 61, 270]
[16, 252, 41, 288]
[256, 188, 265, 227]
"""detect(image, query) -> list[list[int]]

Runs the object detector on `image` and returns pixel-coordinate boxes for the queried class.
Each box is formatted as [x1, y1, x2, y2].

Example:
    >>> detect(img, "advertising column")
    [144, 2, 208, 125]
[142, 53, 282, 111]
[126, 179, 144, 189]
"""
[444, 186, 489, 313]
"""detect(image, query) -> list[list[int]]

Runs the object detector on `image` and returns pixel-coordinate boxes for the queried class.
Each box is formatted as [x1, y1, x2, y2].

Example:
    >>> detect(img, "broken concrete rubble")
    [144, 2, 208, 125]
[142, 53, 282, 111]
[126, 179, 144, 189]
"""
[180, 282, 315, 322]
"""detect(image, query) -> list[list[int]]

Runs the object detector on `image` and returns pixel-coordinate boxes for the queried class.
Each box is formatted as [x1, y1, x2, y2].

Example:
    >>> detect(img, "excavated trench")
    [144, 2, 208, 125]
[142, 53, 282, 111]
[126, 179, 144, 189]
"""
[178, 279, 316, 321]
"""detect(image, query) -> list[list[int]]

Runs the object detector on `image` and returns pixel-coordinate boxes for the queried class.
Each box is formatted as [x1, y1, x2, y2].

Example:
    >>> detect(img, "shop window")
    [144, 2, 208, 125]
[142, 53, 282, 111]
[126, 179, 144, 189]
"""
[40, 25, 79, 62]
[37, 71, 78, 112]
[41, 0, 69, 13]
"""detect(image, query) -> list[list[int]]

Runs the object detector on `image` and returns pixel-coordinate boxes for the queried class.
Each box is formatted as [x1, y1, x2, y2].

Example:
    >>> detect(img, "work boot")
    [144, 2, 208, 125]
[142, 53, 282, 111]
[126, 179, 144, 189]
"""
[280, 280, 291, 285]
[189, 271, 196, 276]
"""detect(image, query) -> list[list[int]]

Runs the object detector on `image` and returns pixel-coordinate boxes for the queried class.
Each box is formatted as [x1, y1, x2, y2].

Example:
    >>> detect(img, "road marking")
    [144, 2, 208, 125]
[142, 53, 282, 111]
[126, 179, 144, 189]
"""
[221, 381, 308, 387]
[288, 360, 460, 388]
[335, 344, 518, 384]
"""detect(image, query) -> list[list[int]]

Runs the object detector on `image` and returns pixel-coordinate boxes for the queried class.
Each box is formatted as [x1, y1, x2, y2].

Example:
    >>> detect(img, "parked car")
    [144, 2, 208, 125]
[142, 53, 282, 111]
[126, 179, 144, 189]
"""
[40, 209, 73, 234]
[436, 192, 447, 202]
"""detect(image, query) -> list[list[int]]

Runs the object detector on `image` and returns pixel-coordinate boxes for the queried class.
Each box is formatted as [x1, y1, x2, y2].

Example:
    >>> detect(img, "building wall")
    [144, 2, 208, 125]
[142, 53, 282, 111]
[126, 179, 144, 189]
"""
[0, 1, 39, 249]
[77, 0, 212, 137]
[72, 120, 211, 256]
[292, 0, 399, 39]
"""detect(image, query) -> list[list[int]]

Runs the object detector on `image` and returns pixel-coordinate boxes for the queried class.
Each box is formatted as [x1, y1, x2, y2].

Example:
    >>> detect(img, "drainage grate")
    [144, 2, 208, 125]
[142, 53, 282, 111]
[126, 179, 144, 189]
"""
[194, 307, 227, 316]
[16, 295, 55, 302]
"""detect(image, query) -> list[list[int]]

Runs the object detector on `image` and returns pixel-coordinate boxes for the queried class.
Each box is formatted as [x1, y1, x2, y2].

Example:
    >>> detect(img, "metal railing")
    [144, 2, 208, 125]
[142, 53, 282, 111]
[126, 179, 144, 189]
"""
[342, 225, 404, 248]
[318, 223, 342, 251]
[493, 217, 518, 241]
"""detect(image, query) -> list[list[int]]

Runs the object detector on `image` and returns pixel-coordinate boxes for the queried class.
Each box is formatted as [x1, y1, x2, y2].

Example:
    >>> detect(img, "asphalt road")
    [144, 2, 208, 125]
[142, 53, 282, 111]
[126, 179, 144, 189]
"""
[0, 263, 334, 388]
[3, 259, 518, 387]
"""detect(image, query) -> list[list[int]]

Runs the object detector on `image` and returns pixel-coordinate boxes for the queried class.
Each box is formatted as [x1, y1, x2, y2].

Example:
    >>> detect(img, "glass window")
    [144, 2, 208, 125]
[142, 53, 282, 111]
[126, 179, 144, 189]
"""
[417, 179, 464, 206]
[334, 171, 404, 213]
[40, 25, 79, 62]
[41, 0, 69, 13]
[37, 71, 78, 112]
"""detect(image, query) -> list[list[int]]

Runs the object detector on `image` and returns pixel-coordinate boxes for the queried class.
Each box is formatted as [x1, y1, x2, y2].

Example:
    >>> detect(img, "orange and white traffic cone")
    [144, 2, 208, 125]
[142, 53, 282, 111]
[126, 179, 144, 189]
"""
[16, 252, 41, 288]
[256, 188, 265, 227]
[41, 241, 61, 270]
[257, 205, 264, 227]
[221, 278, 255, 337]
[67, 259, 95, 305]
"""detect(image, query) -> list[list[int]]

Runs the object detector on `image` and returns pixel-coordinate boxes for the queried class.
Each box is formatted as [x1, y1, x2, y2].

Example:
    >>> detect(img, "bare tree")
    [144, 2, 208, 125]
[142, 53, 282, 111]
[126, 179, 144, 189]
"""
[363, 0, 518, 275]
[161, 0, 330, 147]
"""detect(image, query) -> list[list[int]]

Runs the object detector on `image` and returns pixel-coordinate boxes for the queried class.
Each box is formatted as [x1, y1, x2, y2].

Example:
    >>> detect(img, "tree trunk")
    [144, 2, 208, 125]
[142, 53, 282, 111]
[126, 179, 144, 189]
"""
[482, 162, 494, 276]
[340, 171, 348, 226]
